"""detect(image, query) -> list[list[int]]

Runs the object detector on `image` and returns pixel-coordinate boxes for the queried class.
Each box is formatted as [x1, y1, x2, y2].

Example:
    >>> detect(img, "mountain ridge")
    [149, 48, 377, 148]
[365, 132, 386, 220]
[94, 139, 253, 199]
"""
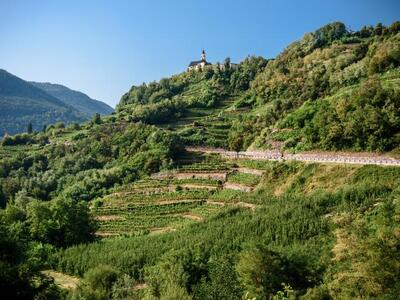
[30, 81, 114, 118]
[0, 69, 113, 136]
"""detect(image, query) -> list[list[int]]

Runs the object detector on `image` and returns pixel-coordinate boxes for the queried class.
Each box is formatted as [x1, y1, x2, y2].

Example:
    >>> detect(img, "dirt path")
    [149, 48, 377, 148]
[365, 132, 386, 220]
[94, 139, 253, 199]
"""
[180, 213, 204, 221]
[179, 183, 220, 190]
[175, 172, 227, 181]
[223, 182, 253, 192]
[235, 167, 264, 176]
[95, 231, 121, 237]
[149, 227, 176, 235]
[133, 283, 148, 291]
[95, 215, 125, 221]
[206, 200, 257, 210]
[186, 147, 400, 167]
[237, 202, 257, 210]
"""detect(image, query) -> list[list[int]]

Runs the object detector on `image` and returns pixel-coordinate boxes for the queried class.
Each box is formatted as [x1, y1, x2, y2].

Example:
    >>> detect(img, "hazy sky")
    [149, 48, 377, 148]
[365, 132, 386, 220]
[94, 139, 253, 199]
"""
[1, 0, 399, 107]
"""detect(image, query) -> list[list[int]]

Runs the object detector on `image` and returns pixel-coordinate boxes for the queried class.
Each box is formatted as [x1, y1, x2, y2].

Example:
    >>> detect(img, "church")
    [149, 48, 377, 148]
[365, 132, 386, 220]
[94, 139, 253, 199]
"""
[187, 50, 238, 71]
[187, 50, 212, 71]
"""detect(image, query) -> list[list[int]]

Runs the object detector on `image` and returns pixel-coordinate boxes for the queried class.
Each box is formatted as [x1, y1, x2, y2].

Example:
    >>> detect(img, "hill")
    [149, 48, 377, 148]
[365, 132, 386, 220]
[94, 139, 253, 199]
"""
[118, 21, 400, 153]
[31, 82, 114, 118]
[0, 21, 400, 299]
[0, 69, 86, 136]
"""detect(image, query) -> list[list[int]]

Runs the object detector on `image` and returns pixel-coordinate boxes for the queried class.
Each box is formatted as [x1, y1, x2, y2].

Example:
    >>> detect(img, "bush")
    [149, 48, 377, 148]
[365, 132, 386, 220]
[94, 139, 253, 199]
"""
[74, 265, 119, 300]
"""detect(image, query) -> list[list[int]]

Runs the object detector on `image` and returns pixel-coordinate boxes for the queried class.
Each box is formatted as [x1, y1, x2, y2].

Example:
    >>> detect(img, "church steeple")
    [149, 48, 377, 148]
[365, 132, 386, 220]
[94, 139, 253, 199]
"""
[201, 49, 206, 62]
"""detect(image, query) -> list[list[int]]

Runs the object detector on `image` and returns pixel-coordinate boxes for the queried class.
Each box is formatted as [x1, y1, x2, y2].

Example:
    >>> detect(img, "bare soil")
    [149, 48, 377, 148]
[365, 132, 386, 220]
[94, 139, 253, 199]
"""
[95, 215, 125, 221]
[223, 182, 253, 192]
[149, 227, 176, 235]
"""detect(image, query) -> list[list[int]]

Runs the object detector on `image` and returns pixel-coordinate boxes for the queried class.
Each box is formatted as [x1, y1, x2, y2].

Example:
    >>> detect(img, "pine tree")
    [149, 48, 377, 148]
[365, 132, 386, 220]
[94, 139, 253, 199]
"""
[27, 123, 33, 134]
[93, 113, 102, 125]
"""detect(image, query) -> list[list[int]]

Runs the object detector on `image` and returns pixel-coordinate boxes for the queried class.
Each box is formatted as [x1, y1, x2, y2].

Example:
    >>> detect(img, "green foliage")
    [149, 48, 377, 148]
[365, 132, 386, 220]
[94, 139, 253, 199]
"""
[73, 265, 120, 300]
[30, 81, 114, 118]
[52, 161, 400, 299]
[313, 22, 348, 48]
[236, 247, 288, 299]
[92, 113, 102, 125]
[1, 132, 48, 146]
[193, 256, 242, 300]
[326, 196, 400, 298]
[0, 122, 183, 205]
[279, 76, 400, 151]
[144, 251, 192, 300]
[2, 21, 400, 300]
[0, 208, 63, 299]
[227, 172, 261, 186]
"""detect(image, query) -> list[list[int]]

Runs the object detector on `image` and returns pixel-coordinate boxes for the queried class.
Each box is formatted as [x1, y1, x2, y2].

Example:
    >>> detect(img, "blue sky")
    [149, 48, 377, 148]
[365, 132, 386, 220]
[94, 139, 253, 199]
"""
[0, 0, 399, 107]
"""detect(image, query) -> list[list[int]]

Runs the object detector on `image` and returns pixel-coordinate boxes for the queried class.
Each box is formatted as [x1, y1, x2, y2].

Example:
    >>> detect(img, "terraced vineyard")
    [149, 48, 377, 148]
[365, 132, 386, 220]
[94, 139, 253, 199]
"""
[92, 156, 264, 237]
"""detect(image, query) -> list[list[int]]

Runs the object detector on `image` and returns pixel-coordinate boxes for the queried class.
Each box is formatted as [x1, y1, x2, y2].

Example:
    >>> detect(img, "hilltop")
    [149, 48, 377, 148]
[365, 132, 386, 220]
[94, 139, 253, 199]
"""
[0, 21, 399, 299]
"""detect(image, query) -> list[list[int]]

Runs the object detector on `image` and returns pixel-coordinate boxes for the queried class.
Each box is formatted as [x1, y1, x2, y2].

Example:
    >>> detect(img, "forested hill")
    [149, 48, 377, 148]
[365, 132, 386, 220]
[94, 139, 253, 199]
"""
[118, 21, 400, 153]
[0, 70, 113, 136]
[31, 82, 114, 118]
[0, 69, 86, 136]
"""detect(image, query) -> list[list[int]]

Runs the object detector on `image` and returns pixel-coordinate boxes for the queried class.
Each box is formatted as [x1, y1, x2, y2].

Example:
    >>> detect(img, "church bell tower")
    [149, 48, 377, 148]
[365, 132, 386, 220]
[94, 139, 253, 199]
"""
[201, 49, 206, 62]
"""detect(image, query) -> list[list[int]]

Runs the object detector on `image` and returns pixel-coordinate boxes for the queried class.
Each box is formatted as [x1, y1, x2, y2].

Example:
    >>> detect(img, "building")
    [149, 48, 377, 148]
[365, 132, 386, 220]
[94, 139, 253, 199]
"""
[187, 50, 212, 71]
[187, 50, 238, 71]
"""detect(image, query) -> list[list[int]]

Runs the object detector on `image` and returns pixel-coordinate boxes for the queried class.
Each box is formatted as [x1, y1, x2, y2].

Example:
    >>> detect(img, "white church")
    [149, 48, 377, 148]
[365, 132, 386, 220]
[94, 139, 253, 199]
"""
[187, 50, 237, 71]
[187, 50, 212, 71]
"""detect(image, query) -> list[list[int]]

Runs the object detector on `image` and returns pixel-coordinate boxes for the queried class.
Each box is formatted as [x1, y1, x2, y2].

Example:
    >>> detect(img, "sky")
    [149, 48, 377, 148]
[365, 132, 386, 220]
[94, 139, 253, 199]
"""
[0, 0, 399, 108]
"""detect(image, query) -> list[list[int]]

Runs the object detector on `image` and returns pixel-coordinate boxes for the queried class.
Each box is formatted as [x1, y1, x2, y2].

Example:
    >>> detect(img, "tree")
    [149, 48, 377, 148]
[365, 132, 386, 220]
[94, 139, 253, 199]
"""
[236, 248, 287, 299]
[374, 22, 384, 36]
[74, 265, 119, 300]
[193, 257, 242, 300]
[93, 113, 102, 125]
[27, 123, 33, 134]
[224, 57, 231, 70]
[26, 198, 97, 247]
[313, 22, 347, 47]
[0, 210, 61, 299]
[228, 132, 244, 156]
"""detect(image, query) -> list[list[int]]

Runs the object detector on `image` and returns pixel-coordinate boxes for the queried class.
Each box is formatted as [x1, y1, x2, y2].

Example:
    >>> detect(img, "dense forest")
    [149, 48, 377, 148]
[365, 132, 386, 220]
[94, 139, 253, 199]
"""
[1, 21, 400, 300]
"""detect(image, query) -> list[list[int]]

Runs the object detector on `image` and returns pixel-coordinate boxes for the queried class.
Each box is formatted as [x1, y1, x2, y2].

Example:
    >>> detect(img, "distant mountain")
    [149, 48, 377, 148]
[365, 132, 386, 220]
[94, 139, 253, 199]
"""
[30, 82, 114, 118]
[0, 69, 86, 136]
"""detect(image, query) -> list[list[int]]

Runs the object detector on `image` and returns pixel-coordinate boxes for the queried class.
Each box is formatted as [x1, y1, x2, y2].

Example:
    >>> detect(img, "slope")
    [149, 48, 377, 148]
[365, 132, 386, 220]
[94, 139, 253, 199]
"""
[116, 21, 400, 154]
[0, 69, 86, 136]
[31, 82, 114, 118]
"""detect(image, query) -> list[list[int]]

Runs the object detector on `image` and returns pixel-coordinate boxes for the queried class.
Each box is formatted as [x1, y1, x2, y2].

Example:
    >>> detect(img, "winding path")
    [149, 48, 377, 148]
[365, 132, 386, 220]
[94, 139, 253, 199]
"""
[186, 147, 400, 167]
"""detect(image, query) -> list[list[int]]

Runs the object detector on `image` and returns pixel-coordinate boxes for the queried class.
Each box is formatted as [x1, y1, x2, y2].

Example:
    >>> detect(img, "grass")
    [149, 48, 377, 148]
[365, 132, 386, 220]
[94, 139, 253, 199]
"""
[42, 270, 79, 290]
[227, 172, 261, 186]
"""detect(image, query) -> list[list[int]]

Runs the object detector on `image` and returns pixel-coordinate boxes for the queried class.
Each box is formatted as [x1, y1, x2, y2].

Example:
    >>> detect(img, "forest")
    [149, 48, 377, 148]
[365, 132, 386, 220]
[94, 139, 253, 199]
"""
[1, 21, 400, 300]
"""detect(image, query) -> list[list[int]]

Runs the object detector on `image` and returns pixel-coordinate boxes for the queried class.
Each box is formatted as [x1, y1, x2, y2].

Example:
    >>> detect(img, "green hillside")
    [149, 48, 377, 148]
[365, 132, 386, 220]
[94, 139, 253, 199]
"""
[31, 82, 114, 118]
[0, 69, 86, 136]
[118, 21, 400, 153]
[0, 21, 400, 299]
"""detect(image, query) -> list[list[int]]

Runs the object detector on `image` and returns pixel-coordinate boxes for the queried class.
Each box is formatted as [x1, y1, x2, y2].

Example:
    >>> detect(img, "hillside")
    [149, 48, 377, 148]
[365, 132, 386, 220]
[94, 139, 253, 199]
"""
[118, 21, 400, 153]
[31, 82, 114, 118]
[0, 69, 86, 136]
[0, 21, 400, 300]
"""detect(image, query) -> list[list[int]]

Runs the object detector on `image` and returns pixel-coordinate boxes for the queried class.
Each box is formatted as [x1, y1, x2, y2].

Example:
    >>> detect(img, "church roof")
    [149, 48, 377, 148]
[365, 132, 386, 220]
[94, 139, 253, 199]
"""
[188, 60, 211, 67]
